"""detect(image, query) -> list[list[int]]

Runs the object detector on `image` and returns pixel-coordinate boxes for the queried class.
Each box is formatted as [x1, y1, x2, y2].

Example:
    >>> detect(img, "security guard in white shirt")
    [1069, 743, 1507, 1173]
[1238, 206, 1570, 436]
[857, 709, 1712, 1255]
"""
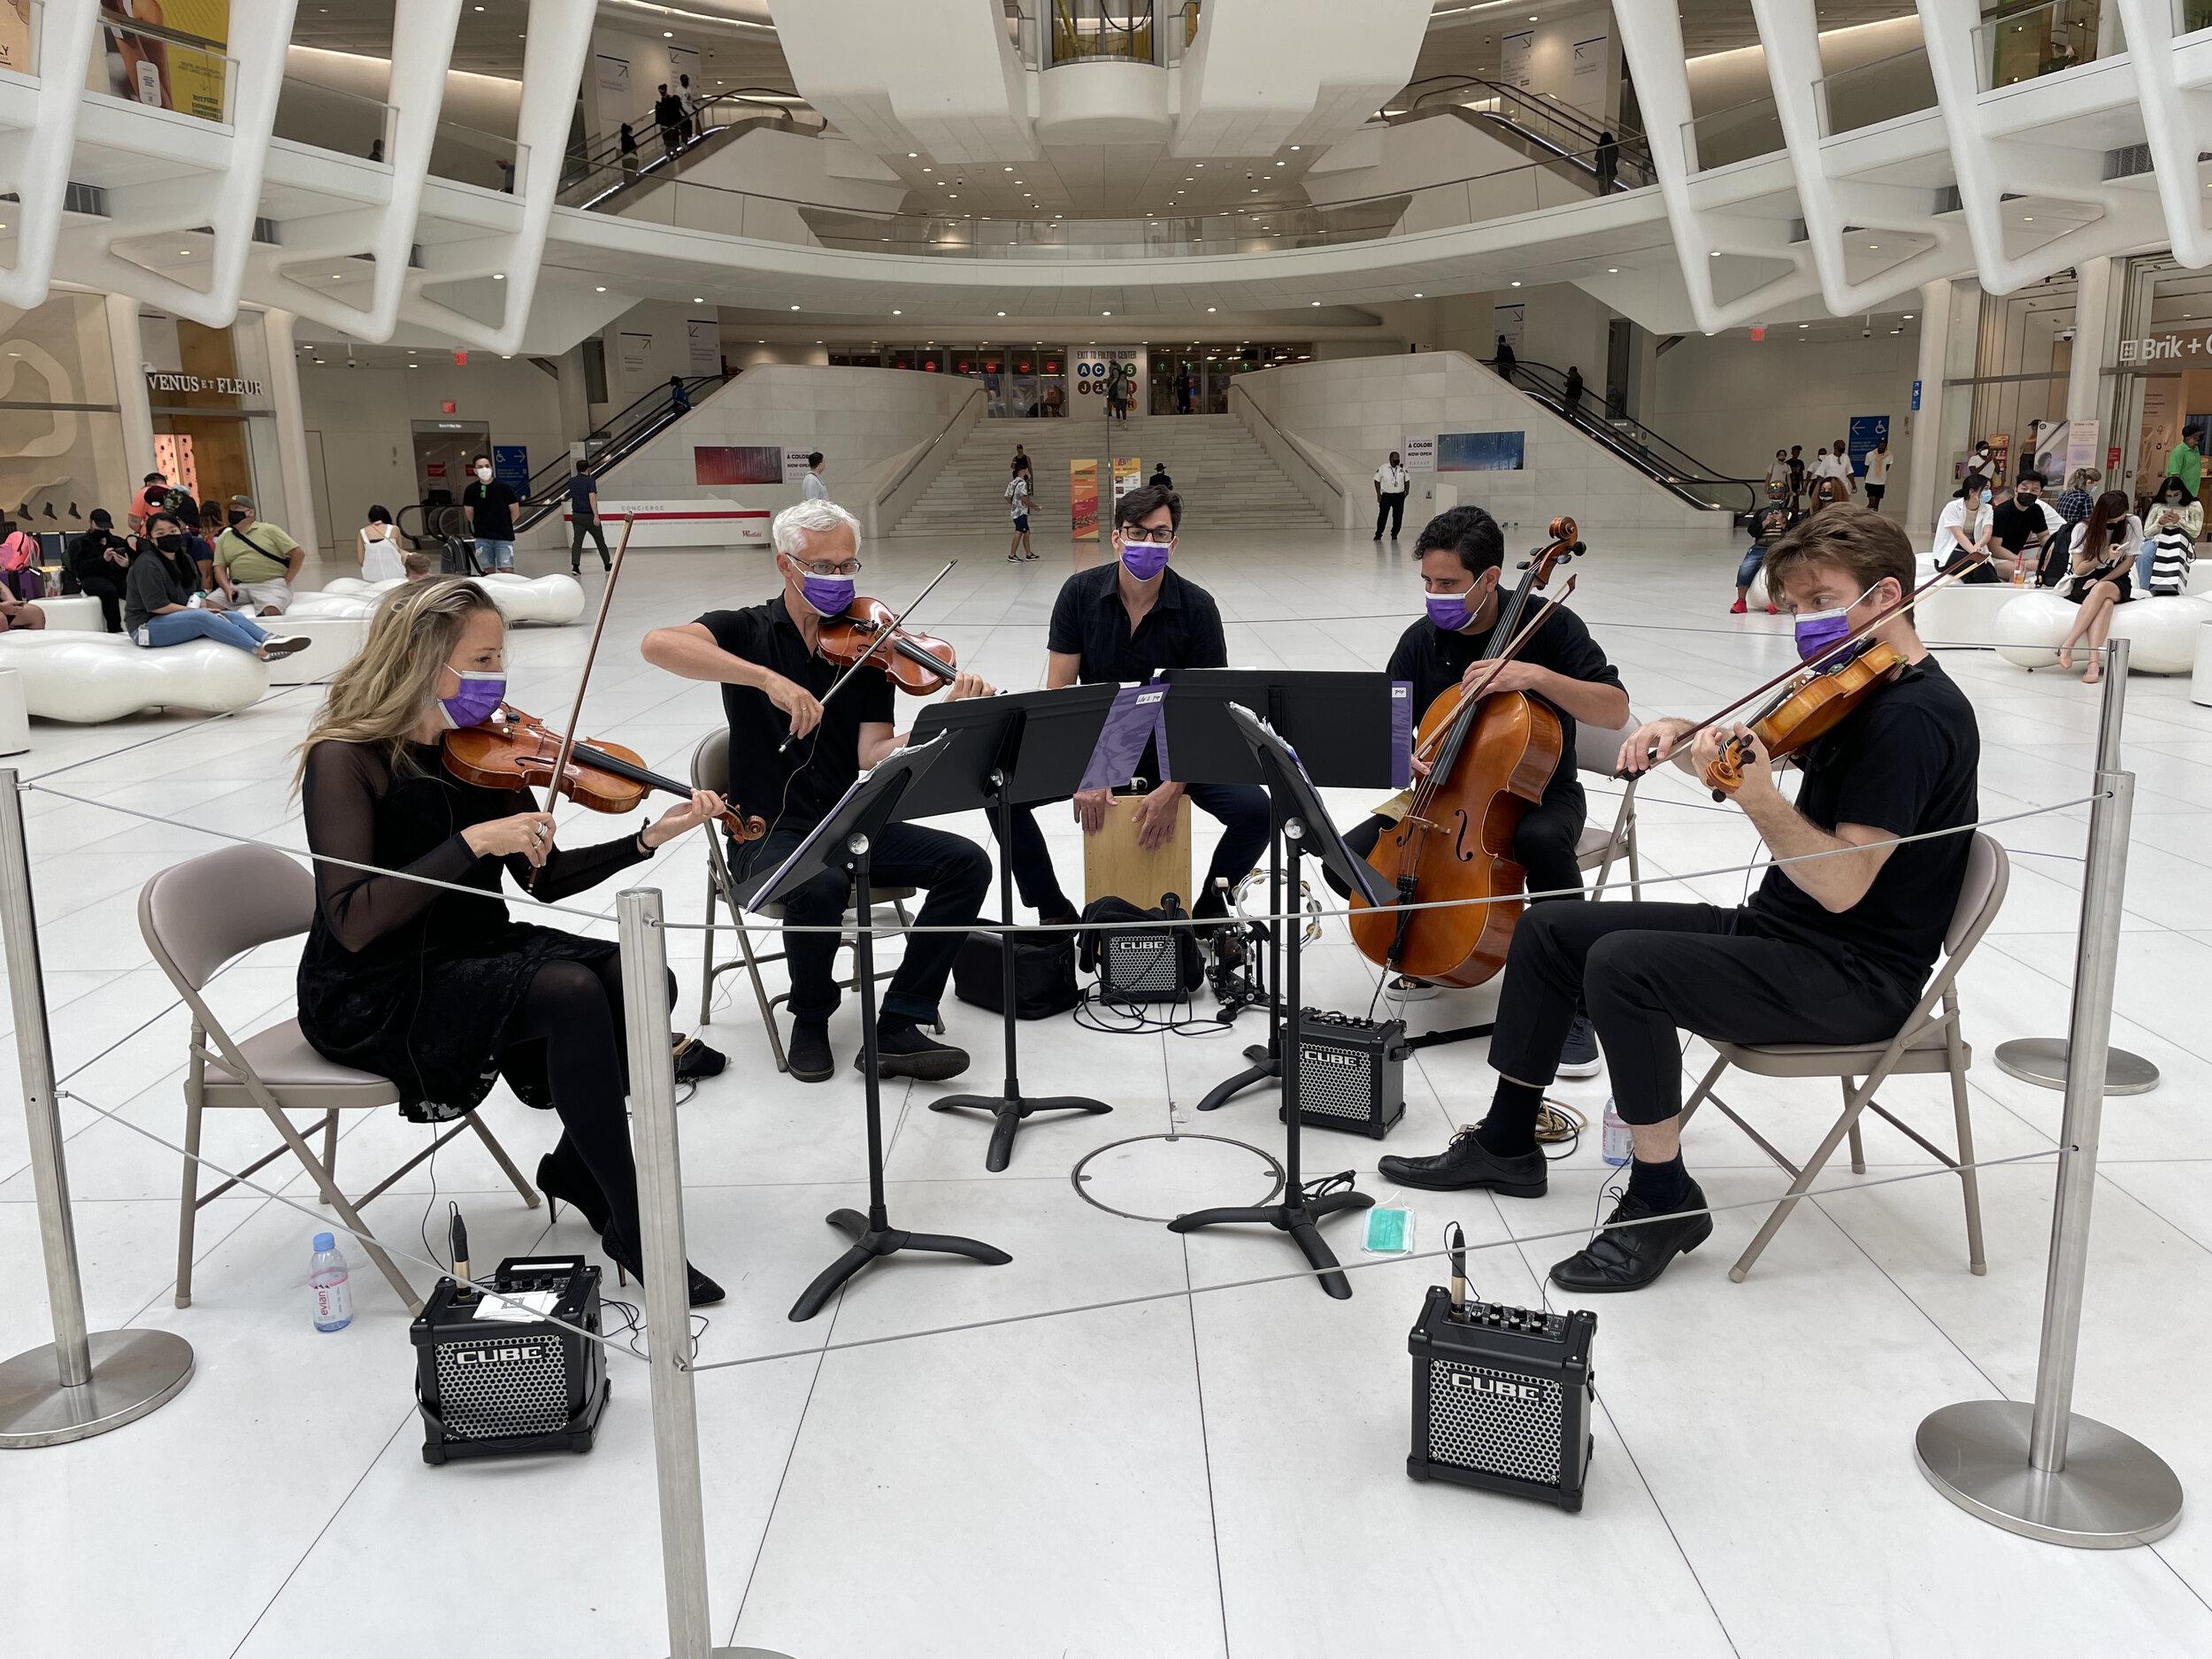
[1374, 452, 1411, 541]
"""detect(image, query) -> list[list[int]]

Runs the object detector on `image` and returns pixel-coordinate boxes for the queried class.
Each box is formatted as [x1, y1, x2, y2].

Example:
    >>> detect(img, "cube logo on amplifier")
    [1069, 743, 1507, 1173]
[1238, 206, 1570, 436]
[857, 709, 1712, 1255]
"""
[1283, 1007, 1407, 1139]
[1408, 1283, 1596, 1510]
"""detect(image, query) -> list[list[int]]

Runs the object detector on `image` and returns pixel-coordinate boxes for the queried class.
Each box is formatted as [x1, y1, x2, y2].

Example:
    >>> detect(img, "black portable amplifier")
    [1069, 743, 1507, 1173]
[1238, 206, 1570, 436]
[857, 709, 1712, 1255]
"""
[1280, 1008, 1407, 1138]
[1102, 929, 1187, 1001]
[411, 1255, 610, 1465]
[1408, 1283, 1596, 1510]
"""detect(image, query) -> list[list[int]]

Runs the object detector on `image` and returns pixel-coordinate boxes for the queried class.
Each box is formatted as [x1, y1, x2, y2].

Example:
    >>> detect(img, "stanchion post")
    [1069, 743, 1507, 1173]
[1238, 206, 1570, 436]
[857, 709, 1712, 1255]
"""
[618, 887, 745, 1659]
[0, 768, 194, 1447]
[1915, 639, 2183, 1548]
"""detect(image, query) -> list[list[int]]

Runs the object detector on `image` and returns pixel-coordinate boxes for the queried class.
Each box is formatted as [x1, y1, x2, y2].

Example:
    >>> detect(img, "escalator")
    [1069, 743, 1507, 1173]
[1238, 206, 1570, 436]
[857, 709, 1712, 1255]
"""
[558, 89, 826, 213]
[1387, 75, 1654, 197]
[503, 373, 726, 534]
[1489, 357, 1763, 517]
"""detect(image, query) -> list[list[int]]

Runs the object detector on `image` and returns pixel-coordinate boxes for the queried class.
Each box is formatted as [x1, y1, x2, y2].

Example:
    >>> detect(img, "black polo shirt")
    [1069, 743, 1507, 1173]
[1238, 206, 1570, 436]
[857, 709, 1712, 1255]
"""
[696, 594, 895, 838]
[1384, 601, 1622, 795]
[1047, 562, 1227, 684]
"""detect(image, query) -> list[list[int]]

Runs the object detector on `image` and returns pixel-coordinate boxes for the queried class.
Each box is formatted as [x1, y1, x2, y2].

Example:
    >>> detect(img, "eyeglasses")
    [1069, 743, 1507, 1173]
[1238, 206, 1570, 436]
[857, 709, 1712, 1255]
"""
[1120, 526, 1174, 545]
[790, 557, 863, 576]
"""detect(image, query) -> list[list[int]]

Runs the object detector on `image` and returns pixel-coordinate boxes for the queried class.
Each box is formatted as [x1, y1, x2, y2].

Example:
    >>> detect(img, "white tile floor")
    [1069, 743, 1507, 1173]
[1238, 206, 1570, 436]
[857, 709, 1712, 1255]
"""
[4, 523, 2211, 1658]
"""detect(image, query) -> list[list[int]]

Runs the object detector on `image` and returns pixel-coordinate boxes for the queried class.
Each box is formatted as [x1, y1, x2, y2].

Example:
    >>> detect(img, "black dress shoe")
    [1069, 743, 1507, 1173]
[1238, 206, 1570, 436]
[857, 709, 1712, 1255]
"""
[603, 1226, 726, 1307]
[536, 1149, 612, 1233]
[856, 1022, 970, 1081]
[672, 1033, 726, 1082]
[1377, 1126, 1548, 1196]
[1548, 1180, 1713, 1294]
[787, 1019, 834, 1082]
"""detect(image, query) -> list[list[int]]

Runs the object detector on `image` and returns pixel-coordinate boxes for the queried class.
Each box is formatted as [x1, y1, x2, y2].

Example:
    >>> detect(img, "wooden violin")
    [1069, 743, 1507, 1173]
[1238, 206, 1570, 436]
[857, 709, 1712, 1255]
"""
[818, 595, 959, 695]
[442, 707, 767, 842]
[1347, 517, 1583, 988]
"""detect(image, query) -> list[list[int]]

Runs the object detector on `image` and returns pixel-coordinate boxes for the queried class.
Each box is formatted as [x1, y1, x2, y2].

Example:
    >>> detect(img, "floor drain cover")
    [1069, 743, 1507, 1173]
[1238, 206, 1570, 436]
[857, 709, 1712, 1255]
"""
[1071, 1133, 1286, 1224]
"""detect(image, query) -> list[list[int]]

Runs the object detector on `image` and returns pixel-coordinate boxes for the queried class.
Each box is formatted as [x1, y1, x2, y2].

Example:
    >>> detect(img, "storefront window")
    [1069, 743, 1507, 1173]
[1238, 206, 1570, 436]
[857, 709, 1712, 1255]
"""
[2112, 257, 2212, 502]
[0, 290, 131, 538]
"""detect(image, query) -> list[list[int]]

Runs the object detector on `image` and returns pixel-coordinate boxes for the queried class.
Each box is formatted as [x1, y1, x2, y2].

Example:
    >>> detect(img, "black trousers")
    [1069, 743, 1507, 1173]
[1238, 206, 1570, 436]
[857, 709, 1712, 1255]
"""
[1375, 491, 1408, 538]
[1328, 777, 1587, 906]
[997, 781, 1271, 921]
[733, 820, 990, 1025]
[1488, 902, 1915, 1125]
[570, 515, 610, 566]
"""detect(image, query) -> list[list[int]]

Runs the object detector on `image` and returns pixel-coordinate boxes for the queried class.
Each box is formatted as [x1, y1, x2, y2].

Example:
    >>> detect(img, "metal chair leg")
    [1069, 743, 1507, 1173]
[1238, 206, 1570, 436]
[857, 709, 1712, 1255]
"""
[321, 1110, 340, 1185]
[697, 864, 719, 1027]
[1678, 1054, 1728, 1130]
[1730, 1071, 1886, 1283]
[1845, 1079, 1866, 1174]
[741, 916, 788, 1071]
[175, 1048, 204, 1310]
[1944, 993, 1986, 1275]
[253, 1097, 420, 1313]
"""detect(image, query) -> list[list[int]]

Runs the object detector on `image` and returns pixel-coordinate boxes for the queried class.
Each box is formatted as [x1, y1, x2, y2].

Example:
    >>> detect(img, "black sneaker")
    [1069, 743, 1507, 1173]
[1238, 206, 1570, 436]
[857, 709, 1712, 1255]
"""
[261, 635, 313, 658]
[787, 1019, 834, 1083]
[1548, 1180, 1713, 1294]
[856, 1022, 970, 1081]
[672, 1034, 726, 1082]
[1557, 1016, 1602, 1079]
[1377, 1125, 1547, 1197]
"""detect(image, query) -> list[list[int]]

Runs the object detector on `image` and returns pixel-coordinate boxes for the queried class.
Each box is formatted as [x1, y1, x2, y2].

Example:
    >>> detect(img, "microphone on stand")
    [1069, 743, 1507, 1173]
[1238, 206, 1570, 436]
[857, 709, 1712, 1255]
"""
[449, 1207, 473, 1302]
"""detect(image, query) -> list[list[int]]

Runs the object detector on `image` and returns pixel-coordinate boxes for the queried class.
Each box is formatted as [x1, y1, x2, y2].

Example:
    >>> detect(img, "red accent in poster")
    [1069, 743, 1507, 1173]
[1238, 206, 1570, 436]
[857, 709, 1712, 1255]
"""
[694, 445, 784, 487]
[2108, 446, 2123, 470]
[442, 402, 457, 413]
[1750, 326, 1764, 341]
[453, 351, 468, 365]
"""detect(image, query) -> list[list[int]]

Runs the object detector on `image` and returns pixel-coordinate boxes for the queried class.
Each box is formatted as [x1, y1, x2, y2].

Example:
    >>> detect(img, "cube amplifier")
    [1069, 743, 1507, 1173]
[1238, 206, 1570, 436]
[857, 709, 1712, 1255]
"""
[411, 1254, 610, 1465]
[1408, 1281, 1596, 1511]
[1279, 1007, 1407, 1139]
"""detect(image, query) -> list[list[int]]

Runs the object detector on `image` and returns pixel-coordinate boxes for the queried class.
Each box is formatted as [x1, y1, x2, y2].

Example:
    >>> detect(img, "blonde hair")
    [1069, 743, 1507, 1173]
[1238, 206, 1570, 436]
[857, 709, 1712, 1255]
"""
[2066, 466, 2103, 492]
[295, 578, 501, 787]
[402, 549, 436, 579]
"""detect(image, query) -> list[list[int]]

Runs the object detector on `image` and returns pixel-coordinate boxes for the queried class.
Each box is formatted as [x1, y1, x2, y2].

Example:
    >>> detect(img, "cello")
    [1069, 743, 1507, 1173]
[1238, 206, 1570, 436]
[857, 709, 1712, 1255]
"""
[1347, 518, 1583, 987]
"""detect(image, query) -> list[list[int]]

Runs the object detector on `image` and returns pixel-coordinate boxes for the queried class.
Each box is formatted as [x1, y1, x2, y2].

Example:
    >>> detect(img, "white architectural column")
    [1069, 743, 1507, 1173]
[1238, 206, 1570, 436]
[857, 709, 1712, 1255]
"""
[2069, 257, 2116, 426]
[262, 308, 319, 557]
[1906, 279, 1953, 536]
[104, 293, 157, 494]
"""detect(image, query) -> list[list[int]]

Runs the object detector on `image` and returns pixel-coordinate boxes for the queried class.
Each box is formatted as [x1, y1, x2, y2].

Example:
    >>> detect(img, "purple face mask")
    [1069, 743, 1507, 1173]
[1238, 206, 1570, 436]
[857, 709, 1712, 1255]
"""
[1793, 583, 1878, 665]
[436, 670, 506, 729]
[1120, 534, 1172, 581]
[799, 571, 855, 618]
[1425, 591, 1472, 632]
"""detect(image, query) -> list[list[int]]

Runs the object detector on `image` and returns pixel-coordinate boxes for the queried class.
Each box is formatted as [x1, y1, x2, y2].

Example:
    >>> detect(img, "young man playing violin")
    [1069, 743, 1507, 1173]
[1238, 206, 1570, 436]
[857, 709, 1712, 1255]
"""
[1380, 505, 1980, 1294]
[1330, 504, 1629, 1075]
[641, 500, 996, 1084]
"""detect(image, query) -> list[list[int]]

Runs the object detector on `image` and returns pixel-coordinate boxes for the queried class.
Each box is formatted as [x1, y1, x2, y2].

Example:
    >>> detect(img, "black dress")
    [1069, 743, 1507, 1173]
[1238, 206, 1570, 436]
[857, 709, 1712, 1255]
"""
[296, 739, 649, 1122]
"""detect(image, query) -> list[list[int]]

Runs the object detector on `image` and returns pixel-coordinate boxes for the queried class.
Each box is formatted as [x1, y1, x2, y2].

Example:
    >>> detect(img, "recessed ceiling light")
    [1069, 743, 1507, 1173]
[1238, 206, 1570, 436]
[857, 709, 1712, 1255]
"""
[1510, 280, 1521, 287]
[908, 152, 918, 157]
[492, 273, 503, 280]
[694, 296, 703, 303]
[664, 30, 673, 36]
[790, 304, 800, 310]
[893, 309, 902, 314]
[1607, 267, 1618, 273]
[1290, 145, 1300, 150]
[1413, 292, 1423, 297]
[595, 285, 606, 292]
[1102, 311, 1111, 315]
[1799, 323, 1809, 328]
[2024, 216, 2033, 222]
[1903, 313, 1914, 319]
[179, 248, 190, 255]
[1207, 306, 1217, 311]
[1869, 244, 1879, 250]
[1310, 300, 1320, 306]
[1710, 250, 1721, 257]
[1004, 165, 1012, 172]
[998, 311, 1006, 316]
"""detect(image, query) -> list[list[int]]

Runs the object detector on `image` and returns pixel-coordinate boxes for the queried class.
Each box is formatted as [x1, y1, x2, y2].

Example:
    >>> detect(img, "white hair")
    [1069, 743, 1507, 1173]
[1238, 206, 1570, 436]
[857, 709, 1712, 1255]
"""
[772, 498, 863, 557]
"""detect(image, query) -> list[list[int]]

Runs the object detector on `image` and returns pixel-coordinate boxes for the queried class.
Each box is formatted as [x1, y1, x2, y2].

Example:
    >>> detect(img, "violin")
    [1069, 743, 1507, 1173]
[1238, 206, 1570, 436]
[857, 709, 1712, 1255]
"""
[443, 707, 768, 842]
[818, 595, 959, 695]
[1348, 517, 1583, 988]
[1701, 640, 1904, 798]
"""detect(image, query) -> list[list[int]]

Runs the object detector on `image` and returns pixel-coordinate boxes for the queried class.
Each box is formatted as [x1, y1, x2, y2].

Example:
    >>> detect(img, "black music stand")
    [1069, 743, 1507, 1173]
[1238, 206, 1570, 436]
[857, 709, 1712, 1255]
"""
[1161, 669, 1407, 1115]
[905, 685, 1121, 1171]
[1168, 703, 1387, 1297]
[749, 733, 1013, 1322]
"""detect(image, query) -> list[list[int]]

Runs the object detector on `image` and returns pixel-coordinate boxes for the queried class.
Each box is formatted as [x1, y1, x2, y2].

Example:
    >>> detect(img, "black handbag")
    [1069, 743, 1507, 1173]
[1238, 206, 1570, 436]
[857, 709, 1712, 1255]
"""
[954, 926, 1079, 1019]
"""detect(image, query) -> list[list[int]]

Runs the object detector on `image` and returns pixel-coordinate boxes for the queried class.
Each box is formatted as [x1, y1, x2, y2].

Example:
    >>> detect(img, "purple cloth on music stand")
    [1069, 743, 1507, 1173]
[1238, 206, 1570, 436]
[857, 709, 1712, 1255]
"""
[1391, 680, 1414, 788]
[1078, 679, 1171, 793]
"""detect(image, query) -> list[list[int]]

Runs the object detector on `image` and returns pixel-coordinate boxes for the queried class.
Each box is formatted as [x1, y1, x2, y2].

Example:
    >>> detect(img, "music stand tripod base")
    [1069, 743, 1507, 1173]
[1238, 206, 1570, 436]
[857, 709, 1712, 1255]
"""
[0, 1329, 194, 1448]
[1916, 1400, 2184, 1548]
[1993, 1038, 2160, 1095]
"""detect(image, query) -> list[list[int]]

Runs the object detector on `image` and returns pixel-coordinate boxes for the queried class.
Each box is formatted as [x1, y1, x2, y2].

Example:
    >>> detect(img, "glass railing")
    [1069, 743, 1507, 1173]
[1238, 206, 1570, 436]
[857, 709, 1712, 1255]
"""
[1049, 0, 1157, 65]
[2177, 0, 2212, 34]
[1974, 0, 2107, 92]
[88, 18, 235, 124]
[599, 141, 1647, 257]
[272, 76, 394, 163]
[429, 120, 526, 193]
[1816, 44, 1939, 136]
[1683, 95, 1785, 172]
[0, 2, 44, 81]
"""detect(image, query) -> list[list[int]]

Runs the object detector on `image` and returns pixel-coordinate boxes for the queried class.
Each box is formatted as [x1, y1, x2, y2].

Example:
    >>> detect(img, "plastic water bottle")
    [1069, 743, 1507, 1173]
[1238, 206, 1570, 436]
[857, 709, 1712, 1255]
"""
[310, 1233, 353, 1332]
[1601, 1098, 1632, 1168]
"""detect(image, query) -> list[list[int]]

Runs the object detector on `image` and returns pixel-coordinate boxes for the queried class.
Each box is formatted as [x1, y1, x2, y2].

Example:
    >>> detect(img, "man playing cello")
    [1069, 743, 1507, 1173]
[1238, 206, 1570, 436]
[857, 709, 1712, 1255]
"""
[1380, 506, 1980, 1294]
[1332, 504, 1629, 1075]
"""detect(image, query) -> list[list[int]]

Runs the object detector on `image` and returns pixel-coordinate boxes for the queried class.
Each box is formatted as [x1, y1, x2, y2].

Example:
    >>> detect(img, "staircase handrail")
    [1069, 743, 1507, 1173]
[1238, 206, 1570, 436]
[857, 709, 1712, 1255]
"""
[1225, 384, 1342, 502]
[872, 380, 989, 536]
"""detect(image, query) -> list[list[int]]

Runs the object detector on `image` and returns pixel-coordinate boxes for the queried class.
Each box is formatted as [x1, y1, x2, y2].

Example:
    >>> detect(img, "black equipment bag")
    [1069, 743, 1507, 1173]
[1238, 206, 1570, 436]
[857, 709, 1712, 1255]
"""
[954, 926, 1079, 1019]
[1079, 895, 1203, 1001]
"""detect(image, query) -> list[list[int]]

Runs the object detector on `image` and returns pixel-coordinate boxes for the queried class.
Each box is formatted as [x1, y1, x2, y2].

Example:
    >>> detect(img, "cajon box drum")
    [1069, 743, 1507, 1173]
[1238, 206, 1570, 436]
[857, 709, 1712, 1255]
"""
[1083, 792, 1193, 911]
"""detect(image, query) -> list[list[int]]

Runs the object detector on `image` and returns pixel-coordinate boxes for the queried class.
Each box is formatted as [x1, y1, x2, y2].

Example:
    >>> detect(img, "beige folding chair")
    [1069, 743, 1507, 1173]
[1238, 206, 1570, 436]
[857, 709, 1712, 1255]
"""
[140, 844, 541, 1315]
[1572, 716, 1644, 899]
[1679, 833, 2008, 1283]
[690, 729, 926, 1072]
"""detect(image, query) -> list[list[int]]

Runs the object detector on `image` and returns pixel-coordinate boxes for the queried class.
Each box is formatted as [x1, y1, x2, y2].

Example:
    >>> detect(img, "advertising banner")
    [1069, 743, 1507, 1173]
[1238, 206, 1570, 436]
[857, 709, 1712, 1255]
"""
[1112, 457, 1141, 502]
[1438, 431, 1526, 472]
[687, 318, 719, 377]
[0, 3, 31, 73]
[1571, 35, 1608, 114]
[620, 331, 653, 377]
[695, 446, 784, 488]
[1402, 435, 1437, 473]
[783, 447, 817, 485]
[1501, 29, 1532, 90]
[1070, 349, 1141, 420]
[91, 2, 230, 122]
[1071, 459, 1100, 540]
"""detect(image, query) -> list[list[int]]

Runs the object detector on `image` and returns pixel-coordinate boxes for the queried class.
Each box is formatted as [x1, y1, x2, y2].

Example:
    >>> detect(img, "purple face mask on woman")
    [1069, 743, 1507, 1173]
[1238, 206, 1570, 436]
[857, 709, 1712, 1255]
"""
[436, 670, 506, 729]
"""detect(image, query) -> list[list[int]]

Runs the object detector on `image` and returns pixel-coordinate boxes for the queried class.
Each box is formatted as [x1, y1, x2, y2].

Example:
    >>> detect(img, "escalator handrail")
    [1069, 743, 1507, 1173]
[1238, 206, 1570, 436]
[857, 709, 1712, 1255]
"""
[1396, 74, 1647, 150]
[561, 88, 823, 183]
[512, 374, 724, 528]
[1486, 356, 1762, 513]
[1390, 78, 1654, 188]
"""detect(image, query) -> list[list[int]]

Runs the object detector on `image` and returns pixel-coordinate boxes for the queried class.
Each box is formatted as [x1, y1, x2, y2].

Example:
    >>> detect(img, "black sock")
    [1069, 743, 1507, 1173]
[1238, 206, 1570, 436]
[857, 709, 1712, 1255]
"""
[1473, 1079, 1544, 1158]
[1627, 1152, 1692, 1212]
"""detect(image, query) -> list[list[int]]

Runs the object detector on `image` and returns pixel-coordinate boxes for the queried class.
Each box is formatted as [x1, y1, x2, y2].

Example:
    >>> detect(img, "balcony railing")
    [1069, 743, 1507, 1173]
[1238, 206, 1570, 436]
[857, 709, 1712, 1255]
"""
[430, 119, 526, 194]
[1974, 0, 2108, 92]
[272, 76, 395, 163]
[1815, 44, 1939, 137]
[1683, 94, 1784, 173]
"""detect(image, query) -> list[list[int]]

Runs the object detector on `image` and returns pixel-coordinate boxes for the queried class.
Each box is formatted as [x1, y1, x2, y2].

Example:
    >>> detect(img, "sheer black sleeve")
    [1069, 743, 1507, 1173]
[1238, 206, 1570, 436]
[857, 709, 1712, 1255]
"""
[499, 812, 651, 901]
[302, 741, 482, 953]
